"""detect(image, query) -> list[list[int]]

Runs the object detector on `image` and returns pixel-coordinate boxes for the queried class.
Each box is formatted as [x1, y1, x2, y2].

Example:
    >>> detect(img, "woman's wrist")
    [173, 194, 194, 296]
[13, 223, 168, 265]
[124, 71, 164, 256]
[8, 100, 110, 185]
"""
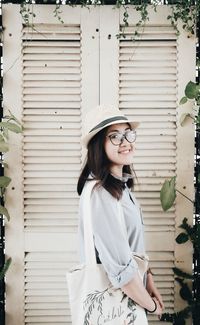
[146, 298, 157, 313]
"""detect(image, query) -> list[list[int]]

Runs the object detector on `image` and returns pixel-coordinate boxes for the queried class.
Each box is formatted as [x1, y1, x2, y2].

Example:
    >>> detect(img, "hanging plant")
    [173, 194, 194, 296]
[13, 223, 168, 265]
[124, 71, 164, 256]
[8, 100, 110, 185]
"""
[0, 258, 12, 281]
[0, 110, 23, 279]
[179, 80, 200, 127]
[159, 73, 200, 323]
[160, 217, 199, 324]
[167, 0, 199, 36]
[18, 0, 199, 38]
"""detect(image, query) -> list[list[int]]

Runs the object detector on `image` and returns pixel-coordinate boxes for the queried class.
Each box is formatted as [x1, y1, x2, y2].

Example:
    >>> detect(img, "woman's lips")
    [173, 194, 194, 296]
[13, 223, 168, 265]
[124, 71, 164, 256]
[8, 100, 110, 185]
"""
[118, 149, 131, 154]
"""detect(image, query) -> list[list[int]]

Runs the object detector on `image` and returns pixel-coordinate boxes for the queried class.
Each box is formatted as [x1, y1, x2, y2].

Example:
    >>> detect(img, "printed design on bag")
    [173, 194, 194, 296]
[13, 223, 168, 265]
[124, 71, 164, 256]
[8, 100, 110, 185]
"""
[83, 289, 138, 325]
[121, 293, 137, 325]
[127, 297, 137, 324]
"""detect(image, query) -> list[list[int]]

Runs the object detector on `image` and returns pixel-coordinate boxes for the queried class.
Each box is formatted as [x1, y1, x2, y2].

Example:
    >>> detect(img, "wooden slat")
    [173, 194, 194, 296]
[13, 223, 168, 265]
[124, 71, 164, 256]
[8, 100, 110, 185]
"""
[24, 213, 77, 219]
[119, 28, 177, 320]
[23, 87, 81, 94]
[22, 24, 81, 238]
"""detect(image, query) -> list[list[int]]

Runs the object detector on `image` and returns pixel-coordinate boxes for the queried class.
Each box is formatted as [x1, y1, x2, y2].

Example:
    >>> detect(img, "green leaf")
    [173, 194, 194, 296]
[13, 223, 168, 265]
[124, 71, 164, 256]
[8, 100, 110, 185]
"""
[173, 267, 193, 279]
[175, 319, 186, 325]
[160, 312, 174, 322]
[0, 176, 11, 188]
[180, 96, 188, 105]
[2, 127, 9, 140]
[0, 257, 12, 280]
[196, 224, 200, 249]
[0, 205, 10, 221]
[0, 160, 8, 168]
[0, 187, 5, 198]
[0, 122, 22, 133]
[176, 232, 189, 244]
[185, 81, 199, 99]
[180, 283, 192, 303]
[196, 114, 200, 126]
[179, 218, 194, 237]
[161, 306, 191, 323]
[0, 140, 9, 152]
[7, 109, 23, 127]
[160, 176, 176, 211]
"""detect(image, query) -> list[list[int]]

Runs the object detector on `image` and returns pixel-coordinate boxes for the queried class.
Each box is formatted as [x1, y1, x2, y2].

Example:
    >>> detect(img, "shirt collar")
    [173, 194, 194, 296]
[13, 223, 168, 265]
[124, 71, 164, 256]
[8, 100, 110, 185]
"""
[110, 172, 133, 183]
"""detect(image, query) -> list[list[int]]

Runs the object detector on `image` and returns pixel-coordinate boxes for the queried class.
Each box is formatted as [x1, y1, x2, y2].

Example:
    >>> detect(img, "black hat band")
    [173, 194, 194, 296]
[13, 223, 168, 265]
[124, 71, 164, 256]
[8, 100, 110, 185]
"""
[89, 116, 128, 133]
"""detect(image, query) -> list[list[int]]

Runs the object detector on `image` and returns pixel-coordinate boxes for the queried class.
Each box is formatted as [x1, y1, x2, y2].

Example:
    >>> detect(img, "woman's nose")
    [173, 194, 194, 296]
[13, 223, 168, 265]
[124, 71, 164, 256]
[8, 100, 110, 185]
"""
[120, 136, 130, 146]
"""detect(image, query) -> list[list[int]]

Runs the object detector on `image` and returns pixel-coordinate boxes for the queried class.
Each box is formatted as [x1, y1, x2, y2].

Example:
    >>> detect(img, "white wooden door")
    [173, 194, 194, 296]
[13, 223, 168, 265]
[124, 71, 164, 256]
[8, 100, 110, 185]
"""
[3, 4, 196, 325]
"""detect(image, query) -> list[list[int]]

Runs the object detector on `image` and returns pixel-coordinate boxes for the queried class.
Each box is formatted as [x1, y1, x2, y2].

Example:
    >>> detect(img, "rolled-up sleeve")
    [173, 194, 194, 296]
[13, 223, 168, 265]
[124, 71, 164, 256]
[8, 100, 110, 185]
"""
[90, 187, 139, 288]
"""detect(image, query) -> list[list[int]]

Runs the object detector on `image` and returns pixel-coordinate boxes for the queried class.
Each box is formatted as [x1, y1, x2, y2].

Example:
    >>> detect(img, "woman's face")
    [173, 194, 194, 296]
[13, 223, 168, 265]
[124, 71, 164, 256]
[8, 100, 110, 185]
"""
[104, 123, 136, 175]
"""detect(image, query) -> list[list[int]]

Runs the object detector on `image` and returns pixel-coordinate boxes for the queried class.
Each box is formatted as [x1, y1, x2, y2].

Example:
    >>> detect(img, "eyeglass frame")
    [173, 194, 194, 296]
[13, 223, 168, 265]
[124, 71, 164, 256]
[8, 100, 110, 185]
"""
[106, 129, 137, 146]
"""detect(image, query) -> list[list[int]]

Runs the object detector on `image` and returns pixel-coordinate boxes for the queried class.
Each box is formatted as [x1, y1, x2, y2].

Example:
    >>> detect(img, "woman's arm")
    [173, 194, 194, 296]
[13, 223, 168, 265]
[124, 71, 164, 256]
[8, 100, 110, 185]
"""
[122, 271, 163, 316]
[146, 271, 164, 309]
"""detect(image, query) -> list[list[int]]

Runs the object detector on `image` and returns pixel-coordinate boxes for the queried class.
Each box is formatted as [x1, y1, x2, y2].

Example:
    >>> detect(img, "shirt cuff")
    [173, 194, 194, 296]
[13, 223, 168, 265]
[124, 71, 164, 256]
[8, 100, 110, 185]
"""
[108, 258, 139, 289]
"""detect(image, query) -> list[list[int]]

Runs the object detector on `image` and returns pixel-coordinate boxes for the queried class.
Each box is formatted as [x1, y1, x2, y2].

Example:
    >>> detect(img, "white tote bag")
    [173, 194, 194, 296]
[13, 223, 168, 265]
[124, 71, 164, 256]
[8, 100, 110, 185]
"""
[66, 180, 149, 325]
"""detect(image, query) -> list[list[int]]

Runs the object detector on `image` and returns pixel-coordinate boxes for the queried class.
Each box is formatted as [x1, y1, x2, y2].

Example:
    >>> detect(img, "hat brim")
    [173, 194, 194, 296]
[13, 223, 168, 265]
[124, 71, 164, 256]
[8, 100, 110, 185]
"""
[82, 119, 140, 148]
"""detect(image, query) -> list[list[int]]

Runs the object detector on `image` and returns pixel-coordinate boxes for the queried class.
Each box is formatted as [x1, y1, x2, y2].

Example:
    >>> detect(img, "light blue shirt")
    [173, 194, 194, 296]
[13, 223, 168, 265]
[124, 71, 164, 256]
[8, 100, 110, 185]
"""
[78, 182, 146, 289]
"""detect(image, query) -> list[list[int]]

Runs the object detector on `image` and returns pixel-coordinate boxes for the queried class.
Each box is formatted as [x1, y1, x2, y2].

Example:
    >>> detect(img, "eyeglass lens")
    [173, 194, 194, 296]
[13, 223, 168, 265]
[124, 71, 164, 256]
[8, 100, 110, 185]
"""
[108, 130, 136, 145]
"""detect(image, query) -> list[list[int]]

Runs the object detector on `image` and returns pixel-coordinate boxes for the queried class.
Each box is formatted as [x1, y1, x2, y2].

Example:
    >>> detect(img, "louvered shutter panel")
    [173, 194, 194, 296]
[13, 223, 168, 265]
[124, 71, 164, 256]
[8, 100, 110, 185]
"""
[117, 7, 195, 324]
[22, 24, 81, 325]
[118, 24, 177, 323]
[3, 4, 195, 325]
[22, 24, 81, 233]
[99, 6, 195, 324]
[3, 5, 85, 325]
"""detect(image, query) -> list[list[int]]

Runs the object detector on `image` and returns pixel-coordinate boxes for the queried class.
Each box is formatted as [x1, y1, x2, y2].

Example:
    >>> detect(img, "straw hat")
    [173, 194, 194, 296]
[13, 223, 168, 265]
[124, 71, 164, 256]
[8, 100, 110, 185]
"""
[82, 105, 140, 148]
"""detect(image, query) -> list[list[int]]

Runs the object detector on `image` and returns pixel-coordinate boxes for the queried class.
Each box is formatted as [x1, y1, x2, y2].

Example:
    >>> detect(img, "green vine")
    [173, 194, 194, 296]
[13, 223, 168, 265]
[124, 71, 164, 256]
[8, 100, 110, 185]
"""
[117, 1, 149, 40]
[167, 0, 199, 36]
[159, 76, 200, 323]
[161, 306, 192, 325]
[0, 110, 23, 279]
[20, 1, 36, 27]
[179, 80, 200, 127]
[160, 217, 197, 324]
[18, 1, 199, 39]
[53, 4, 64, 24]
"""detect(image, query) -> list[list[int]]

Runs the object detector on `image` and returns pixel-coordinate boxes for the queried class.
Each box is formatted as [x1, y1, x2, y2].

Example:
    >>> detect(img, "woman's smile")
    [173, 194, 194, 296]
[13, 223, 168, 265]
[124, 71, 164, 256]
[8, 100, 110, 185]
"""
[104, 123, 135, 177]
[118, 148, 132, 154]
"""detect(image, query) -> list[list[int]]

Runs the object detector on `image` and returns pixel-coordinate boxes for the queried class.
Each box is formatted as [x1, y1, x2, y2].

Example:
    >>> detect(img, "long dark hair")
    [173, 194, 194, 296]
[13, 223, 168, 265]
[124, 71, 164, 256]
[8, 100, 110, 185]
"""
[77, 127, 134, 200]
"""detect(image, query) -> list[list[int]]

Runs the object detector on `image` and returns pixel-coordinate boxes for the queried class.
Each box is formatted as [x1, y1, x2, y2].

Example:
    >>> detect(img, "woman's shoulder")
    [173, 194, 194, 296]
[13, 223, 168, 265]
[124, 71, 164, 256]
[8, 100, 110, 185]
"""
[82, 180, 117, 204]
[92, 182, 115, 200]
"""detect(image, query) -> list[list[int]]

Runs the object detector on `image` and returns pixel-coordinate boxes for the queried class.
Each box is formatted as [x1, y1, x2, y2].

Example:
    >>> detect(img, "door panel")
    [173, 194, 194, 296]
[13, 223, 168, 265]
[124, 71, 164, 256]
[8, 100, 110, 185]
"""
[3, 4, 195, 324]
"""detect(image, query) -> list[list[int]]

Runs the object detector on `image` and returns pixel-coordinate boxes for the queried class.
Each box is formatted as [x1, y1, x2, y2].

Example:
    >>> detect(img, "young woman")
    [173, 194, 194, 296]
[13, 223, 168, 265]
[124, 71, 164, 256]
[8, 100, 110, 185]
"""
[77, 105, 164, 323]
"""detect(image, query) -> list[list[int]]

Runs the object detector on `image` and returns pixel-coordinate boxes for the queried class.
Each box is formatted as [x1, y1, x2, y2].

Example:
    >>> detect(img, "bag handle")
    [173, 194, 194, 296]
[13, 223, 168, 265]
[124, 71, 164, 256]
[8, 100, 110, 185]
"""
[82, 180, 128, 266]
[82, 180, 98, 266]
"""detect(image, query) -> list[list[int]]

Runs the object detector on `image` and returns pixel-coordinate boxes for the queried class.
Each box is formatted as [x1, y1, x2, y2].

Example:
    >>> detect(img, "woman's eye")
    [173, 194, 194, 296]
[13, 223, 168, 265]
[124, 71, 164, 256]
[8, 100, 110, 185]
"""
[110, 134, 120, 139]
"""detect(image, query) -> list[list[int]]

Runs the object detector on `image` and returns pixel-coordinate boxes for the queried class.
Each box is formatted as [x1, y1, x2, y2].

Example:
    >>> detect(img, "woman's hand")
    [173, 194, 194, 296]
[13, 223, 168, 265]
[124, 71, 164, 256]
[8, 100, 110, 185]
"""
[122, 271, 164, 316]
[149, 298, 163, 316]
[146, 272, 164, 312]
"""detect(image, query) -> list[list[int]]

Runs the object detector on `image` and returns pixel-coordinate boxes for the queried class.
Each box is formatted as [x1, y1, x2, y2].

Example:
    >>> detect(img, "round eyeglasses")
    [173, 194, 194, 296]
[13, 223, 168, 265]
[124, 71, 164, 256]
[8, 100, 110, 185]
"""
[107, 129, 137, 146]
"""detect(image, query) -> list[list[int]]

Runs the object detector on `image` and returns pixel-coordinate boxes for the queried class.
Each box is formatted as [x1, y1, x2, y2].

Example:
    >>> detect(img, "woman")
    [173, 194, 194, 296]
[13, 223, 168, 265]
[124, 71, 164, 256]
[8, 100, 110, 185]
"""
[77, 105, 164, 323]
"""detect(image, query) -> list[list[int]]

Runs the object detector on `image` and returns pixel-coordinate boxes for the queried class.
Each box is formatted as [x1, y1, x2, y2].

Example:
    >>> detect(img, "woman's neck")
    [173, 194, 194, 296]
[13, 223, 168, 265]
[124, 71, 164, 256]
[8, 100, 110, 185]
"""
[110, 165, 123, 178]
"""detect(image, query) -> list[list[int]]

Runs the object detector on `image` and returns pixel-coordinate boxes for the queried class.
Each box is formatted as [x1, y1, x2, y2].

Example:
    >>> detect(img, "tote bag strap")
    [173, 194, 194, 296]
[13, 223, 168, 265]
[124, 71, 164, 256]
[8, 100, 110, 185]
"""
[82, 180, 98, 266]
[82, 180, 129, 266]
